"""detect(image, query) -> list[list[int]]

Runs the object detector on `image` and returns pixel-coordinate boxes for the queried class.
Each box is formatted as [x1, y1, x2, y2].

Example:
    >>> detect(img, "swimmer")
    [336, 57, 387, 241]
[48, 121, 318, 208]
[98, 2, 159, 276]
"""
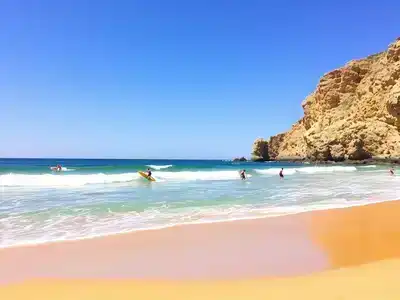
[279, 168, 284, 179]
[389, 167, 395, 176]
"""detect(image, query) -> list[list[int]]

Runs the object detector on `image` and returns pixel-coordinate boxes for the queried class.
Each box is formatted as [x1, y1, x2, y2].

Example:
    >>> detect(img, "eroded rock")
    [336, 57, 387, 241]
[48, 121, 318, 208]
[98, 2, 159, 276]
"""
[254, 38, 400, 161]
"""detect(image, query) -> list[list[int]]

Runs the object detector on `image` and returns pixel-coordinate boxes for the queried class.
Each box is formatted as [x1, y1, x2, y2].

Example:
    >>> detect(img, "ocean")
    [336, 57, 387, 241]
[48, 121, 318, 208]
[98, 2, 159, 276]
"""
[0, 158, 399, 248]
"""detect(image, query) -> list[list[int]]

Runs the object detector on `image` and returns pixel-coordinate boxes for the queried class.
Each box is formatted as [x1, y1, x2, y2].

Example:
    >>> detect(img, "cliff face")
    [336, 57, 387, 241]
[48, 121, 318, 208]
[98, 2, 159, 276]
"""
[251, 138, 269, 161]
[257, 38, 400, 161]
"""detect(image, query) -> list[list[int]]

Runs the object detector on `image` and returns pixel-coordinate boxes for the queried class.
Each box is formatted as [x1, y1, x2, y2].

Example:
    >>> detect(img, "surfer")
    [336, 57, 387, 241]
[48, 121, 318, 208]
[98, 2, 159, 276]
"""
[389, 167, 395, 176]
[279, 168, 284, 179]
[240, 169, 246, 180]
[146, 168, 152, 178]
[51, 164, 62, 172]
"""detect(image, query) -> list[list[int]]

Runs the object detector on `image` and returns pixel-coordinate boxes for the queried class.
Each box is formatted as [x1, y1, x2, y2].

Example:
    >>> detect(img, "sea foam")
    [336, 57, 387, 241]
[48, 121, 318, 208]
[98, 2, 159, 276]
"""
[0, 173, 140, 187]
[0, 170, 249, 187]
[255, 166, 357, 176]
[146, 164, 173, 170]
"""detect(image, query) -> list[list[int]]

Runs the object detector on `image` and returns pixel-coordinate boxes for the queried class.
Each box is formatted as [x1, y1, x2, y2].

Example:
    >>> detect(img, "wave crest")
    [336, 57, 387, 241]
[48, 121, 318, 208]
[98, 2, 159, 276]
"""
[155, 171, 251, 181]
[0, 173, 140, 187]
[146, 164, 173, 170]
[255, 166, 357, 176]
[0, 170, 249, 187]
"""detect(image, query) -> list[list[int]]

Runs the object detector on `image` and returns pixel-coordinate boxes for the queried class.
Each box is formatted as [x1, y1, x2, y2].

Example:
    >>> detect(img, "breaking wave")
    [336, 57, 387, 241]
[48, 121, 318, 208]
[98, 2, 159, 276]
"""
[146, 164, 173, 170]
[255, 166, 357, 176]
[0, 170, 250, 187]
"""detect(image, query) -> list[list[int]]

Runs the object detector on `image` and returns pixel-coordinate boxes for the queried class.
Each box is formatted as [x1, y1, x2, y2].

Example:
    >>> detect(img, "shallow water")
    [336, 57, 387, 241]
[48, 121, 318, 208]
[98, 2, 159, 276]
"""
[0, 159, 399, 248]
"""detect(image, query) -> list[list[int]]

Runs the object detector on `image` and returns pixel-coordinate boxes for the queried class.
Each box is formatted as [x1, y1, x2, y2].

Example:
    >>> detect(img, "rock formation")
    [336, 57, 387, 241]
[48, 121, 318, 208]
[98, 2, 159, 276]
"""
[233, 156, 247, 162]
[251, 138, 269, 161]
[255, 38, 400, 161]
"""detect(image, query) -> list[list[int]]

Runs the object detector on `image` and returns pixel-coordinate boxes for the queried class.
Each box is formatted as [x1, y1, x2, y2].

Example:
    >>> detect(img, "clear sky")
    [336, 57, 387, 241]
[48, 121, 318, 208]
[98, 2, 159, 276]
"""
[1, 0, 399, 159]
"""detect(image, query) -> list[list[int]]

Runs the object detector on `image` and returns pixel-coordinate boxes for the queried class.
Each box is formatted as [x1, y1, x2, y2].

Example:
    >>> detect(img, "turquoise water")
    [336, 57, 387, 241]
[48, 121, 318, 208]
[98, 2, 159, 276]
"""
[0, 158, 399, 248]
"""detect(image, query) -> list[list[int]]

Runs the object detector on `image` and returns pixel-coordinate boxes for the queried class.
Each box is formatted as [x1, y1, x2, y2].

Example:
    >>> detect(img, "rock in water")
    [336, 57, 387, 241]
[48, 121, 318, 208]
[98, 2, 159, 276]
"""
[233, 157, 247, 162]
[254, 38, 400, 161]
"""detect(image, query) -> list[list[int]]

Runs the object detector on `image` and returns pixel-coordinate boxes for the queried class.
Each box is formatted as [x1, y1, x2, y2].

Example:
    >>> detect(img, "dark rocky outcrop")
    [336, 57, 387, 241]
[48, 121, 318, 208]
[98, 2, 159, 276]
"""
[232, 157, 247, 162]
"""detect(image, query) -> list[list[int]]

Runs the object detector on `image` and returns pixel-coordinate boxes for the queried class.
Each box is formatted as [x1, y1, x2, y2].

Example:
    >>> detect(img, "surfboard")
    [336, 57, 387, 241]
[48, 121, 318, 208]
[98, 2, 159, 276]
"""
[138, 171, 156, 182]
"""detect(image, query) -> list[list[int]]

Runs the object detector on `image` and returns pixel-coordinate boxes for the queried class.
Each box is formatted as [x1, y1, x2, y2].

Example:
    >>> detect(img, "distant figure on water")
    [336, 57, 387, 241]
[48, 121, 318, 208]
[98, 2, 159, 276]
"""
[240, 169, 246, 180]
[279, 168, 284, 179]
[50, 164, 62, 172]
[389, 167, 395, 176]
[52, 164, 62, 172]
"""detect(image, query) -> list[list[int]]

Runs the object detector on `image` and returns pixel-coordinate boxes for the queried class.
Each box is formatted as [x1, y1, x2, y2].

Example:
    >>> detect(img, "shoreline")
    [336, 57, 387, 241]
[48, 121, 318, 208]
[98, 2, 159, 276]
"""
[0, 197, 393, 250]
[1, 199, 400, 299]
[1, 199, 400, 284]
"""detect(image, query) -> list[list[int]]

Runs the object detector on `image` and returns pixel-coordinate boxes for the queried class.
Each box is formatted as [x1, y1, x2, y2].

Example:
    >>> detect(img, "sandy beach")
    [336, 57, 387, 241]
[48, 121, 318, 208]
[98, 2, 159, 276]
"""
[2, 1, 400, 298]
[1, 200, 400, 299]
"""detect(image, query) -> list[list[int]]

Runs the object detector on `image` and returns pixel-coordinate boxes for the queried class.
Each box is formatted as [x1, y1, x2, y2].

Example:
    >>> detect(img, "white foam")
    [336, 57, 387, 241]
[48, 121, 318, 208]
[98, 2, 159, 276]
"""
[2, 166, 358, 187]
[154, 170, 251, 181]
[298, 166, 357, 173]
[255, 168, 297, 175]
[49, 166, 75, 172]
[0, 173, 140, 187]
[146, 164, 173, 170]
[0, 197, 395, 249]
[0, 170, 250, 187]
[61, 167, 75, 171]
[255, 166, 357, 176]
[358, 165, 377, 168]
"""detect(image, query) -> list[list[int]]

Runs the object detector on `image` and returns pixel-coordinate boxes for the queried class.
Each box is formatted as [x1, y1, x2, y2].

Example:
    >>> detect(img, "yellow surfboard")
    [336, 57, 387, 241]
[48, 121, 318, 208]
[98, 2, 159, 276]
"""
[138, 171, 156, 182]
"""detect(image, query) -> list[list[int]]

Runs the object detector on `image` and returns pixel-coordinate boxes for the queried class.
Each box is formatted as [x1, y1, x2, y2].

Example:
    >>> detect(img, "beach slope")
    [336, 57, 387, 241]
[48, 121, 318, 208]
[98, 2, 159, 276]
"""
[1, 200, 400, 299]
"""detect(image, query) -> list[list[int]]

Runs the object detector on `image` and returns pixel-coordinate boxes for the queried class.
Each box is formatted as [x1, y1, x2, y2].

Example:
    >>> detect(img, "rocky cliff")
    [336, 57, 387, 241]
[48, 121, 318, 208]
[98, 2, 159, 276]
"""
[253, 38, 400, 161]
[251, 138, 269, 161]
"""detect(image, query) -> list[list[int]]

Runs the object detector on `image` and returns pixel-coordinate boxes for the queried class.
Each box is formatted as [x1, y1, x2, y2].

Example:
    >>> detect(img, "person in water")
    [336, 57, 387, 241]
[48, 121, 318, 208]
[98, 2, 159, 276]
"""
[56, 164, 62, 172]
[279, 168, 284, 179]
[389, 167, 395, 176]
[240, 169, 246, 180]
[146, 168, 152, 177]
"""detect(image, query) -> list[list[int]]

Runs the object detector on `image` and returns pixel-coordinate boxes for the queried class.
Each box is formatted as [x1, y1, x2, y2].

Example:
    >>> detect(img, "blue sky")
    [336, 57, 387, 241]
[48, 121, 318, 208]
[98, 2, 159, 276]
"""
[1, 0, 399, 159]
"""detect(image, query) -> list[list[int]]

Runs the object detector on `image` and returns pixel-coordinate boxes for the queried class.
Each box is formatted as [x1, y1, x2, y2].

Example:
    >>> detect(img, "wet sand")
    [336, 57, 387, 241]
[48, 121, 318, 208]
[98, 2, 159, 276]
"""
[1, 200, 400, 298]
[0, 210, 328, 283]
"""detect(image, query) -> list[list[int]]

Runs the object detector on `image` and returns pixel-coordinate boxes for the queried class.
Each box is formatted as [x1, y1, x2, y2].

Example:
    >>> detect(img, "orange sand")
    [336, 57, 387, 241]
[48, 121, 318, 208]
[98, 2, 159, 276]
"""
[1, 200, 400, 299]
[310, 200, 400, 268]
[2, 260, 400, 300]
